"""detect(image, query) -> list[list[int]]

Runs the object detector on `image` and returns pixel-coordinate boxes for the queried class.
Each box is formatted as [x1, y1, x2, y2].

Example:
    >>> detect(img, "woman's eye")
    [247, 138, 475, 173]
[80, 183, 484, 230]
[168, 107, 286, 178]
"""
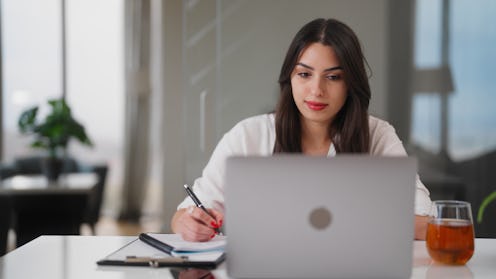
[297, 72, 310, 78]
[326, 74, 341, 81]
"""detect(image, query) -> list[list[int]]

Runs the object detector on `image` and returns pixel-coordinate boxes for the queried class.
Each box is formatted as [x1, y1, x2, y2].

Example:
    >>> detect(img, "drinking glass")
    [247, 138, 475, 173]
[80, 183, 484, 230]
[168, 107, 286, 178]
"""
[426, 200, 475, 265]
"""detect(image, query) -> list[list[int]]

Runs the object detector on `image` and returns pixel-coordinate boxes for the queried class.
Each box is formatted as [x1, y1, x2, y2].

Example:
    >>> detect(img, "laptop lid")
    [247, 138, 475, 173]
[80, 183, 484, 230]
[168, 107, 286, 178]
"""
[225, 155, 416, 279]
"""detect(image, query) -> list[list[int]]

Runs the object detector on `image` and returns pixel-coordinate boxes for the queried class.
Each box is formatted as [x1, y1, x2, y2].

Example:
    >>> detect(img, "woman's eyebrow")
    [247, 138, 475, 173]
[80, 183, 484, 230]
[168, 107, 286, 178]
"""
[296, 62, 343, 72]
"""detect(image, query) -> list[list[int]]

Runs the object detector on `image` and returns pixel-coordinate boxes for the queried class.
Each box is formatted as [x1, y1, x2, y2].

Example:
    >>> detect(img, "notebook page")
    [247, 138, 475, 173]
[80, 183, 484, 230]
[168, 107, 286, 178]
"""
[147, 233, 227, 252]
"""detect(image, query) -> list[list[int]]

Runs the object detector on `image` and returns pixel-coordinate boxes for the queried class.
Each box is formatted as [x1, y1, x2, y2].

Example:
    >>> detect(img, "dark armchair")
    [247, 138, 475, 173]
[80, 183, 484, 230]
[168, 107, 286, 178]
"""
[0, 196, 11, 256]
[0, 156, 108, 252]
[81, 163, 108, 234]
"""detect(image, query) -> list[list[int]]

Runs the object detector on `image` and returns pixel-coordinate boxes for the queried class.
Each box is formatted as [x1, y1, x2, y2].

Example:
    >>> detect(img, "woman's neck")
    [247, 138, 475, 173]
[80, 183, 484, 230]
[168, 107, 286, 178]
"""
[301, 120, 331, 156]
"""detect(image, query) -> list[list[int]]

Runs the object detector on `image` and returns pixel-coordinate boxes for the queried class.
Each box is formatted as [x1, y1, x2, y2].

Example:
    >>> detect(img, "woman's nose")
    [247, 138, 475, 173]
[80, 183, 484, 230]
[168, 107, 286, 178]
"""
[309, 78, 324, 96]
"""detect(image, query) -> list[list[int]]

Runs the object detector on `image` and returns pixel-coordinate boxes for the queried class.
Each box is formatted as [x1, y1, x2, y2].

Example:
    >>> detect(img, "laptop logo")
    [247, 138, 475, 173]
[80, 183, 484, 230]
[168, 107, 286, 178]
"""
[309, 207, 332, 230]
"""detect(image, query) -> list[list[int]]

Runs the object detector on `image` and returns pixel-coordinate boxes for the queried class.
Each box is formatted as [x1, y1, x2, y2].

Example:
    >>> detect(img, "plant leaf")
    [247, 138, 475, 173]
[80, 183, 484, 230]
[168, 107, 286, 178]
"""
[477, 191, 496, 224]
[18, 106, 39, 133]
[17, 97, 93, 155]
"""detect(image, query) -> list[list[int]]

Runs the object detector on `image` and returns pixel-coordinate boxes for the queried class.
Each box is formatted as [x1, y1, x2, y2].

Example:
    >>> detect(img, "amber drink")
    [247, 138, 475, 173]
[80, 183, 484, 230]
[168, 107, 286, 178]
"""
[426, 201, 474, 265]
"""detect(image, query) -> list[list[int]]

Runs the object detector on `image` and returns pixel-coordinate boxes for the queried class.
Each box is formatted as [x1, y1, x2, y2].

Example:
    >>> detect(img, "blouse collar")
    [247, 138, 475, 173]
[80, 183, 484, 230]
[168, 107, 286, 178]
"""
[327, 143, 336, 157]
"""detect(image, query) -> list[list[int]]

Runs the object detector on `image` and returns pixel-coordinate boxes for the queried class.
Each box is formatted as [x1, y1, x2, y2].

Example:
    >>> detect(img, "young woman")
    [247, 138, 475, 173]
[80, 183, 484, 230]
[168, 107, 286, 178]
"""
[171, 18, 432, 241]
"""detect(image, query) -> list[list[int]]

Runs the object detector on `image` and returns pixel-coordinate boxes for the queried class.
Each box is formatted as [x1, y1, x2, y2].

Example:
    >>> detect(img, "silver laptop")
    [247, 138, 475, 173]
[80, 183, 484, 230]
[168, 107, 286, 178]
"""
[225, 155, 416, 279]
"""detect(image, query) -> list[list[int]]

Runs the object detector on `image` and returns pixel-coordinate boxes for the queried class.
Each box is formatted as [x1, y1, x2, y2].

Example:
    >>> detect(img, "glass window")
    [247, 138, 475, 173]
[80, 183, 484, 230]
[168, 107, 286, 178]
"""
[1, 0, 124, 216]
[411, 0, 442, 154]
[449, 0, 496, 160]
[65, 0, 124, 216]
[412, 0, 496, 161]
[1, 0, 62, 159]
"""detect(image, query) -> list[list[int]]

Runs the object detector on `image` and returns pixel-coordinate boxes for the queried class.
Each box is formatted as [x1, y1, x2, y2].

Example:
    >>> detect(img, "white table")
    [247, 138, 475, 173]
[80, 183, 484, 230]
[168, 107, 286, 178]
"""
[0, 236, 495, 279]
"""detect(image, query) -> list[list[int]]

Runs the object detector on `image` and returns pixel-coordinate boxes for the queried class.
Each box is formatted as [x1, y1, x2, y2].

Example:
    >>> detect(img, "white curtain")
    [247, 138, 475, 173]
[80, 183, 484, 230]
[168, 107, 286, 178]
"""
[119, 0, 151, 221]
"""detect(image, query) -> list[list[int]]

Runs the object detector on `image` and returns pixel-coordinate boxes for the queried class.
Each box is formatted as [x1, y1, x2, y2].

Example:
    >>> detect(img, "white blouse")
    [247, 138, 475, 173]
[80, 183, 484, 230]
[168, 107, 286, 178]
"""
[178, 113, 432, 216]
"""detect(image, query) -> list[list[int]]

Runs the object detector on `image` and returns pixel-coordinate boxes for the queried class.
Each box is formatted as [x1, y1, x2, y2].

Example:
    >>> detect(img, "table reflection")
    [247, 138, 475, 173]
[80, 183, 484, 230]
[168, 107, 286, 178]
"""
[171, 268, 215, 279]
[426, 262, 474, 279]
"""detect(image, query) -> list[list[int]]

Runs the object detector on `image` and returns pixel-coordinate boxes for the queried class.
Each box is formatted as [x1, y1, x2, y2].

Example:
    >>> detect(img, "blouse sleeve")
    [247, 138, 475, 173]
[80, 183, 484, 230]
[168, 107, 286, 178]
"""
[176, 131, 235, 213]
[369, 118, 432, 216]
[176, 114, 275, 213]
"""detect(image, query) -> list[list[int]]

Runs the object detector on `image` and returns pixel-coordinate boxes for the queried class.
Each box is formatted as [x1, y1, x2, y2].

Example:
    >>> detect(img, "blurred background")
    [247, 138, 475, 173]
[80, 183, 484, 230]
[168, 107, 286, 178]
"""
[0, 0, 495, 252]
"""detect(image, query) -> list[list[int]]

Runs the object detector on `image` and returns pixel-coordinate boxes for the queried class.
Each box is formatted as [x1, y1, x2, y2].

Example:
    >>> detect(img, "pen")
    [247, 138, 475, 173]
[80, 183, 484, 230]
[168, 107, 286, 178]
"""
[184, 184, 222, 234]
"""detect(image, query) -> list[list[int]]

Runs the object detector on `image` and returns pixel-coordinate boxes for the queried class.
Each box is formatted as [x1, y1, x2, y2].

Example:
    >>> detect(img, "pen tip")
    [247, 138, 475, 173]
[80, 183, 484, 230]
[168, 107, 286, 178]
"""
[183, 184, 188, 189]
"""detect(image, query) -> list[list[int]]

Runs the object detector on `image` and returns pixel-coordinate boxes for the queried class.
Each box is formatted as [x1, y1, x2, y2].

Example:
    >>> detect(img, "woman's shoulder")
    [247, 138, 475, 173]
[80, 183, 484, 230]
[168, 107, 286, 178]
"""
[367, 115, 405, 155]
[368, 115, 395, 134]
[223, 113, 275, 155]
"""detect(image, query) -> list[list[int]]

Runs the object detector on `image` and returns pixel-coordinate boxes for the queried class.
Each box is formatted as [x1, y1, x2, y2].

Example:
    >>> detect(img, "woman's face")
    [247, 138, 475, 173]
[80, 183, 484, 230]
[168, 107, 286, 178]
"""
[290, 42, 347, 128]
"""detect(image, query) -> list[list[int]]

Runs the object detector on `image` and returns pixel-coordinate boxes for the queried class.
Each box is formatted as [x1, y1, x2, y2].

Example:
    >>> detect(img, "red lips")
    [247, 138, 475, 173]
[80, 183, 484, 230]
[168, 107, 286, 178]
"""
[305, 100, 328, 111]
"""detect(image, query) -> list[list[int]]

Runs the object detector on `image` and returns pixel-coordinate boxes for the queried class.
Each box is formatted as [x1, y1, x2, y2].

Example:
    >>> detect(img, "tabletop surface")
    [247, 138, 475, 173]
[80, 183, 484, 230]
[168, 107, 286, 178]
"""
[0, 236, 495, 279]
[0, 173, 97, 195]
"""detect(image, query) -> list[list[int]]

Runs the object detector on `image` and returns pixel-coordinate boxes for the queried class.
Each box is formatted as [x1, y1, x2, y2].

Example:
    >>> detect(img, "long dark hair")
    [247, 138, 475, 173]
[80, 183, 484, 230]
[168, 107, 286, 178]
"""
[273, 18, 370, 154]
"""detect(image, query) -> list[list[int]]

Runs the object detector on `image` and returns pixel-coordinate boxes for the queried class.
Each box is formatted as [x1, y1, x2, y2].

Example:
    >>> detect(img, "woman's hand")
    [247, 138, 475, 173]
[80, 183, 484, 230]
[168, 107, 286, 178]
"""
[171, 206, 223, 242]
[414, 215, 429, 240]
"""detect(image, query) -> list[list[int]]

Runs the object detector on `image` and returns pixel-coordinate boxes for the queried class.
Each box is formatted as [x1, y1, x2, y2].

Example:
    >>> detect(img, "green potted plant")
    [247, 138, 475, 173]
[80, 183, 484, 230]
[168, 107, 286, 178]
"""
[17, 98, 93, 180]
[477, 191, 496, 224]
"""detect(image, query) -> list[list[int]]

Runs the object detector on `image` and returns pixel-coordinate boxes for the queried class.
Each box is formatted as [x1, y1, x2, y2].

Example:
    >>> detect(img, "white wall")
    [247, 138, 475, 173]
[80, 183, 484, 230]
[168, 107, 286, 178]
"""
[159, 0, 390, 231]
